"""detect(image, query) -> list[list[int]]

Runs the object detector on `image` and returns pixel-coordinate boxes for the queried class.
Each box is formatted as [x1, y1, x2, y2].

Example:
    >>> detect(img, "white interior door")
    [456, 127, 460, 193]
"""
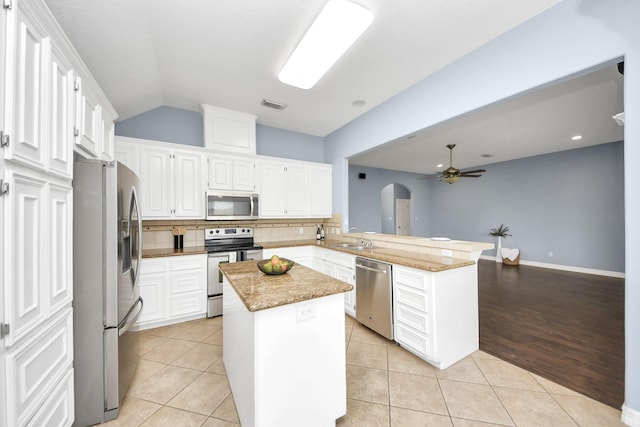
[395, 199, 411, 235]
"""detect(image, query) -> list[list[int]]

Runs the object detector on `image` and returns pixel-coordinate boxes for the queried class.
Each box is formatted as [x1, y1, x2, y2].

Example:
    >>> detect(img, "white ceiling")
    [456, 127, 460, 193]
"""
[349, 63, 625, 175]
[43, 0, 560, 137]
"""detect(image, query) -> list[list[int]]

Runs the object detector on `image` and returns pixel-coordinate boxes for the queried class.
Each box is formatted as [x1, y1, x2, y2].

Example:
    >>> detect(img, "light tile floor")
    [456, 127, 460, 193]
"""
[102, 315, 625, 427]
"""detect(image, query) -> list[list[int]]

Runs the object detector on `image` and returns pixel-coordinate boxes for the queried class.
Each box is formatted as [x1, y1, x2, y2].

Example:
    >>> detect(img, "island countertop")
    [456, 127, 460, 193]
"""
[219, 260, 353, 312]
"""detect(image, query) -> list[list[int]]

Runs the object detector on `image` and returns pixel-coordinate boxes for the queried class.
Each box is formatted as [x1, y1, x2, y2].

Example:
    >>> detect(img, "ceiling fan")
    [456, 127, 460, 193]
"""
[420, 144, 486, 184]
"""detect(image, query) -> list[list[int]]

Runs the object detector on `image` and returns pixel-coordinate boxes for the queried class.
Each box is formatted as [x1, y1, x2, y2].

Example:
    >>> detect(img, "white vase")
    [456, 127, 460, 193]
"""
[496, 236, 502, 263]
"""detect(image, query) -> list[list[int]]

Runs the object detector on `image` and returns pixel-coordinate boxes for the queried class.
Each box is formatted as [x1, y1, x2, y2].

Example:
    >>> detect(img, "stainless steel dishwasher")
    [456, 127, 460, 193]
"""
[355, 257, 393, 340]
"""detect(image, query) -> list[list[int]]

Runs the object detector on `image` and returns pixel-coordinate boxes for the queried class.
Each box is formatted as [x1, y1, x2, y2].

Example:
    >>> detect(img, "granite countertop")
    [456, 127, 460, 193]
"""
[261, 240, 475, 272]
[142, 239, 476, 272]
[142, 246, 208, 258]
[219, 260, 353, 312]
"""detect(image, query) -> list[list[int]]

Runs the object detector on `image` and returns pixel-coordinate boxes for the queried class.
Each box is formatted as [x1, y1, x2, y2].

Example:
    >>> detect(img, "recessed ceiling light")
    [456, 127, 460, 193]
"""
[352, 99, 366, 107]
[436, 163, 444, 168]
[278, 0, 373, 89]
[571, 135, 582, 141]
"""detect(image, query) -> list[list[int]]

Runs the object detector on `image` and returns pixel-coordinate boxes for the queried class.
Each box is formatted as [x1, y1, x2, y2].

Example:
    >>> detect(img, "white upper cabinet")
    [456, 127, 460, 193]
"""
[114, 136, 140, 175]
[233, 158, 256, 192]
[140, 147, 172, 217]
[257, 158, 331, 219]
[201, 104, 257, 155]
[100, 108, 115, 161]
[74, 76, 102, 158]
[309, 164, 332, 218]
[48, 44, 74, 178]
[116, 138, 331, 220]
[283, 163, 309, 217]
[2, 1, 49, 170]
[140, 145, 203, 219]
[207, 154, 255, 192]
[257, 160, 287, 217]
[173, 151, 203, 217]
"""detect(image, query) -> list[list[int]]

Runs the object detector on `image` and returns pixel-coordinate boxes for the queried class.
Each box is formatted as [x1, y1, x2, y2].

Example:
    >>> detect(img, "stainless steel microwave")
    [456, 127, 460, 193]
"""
[206, 191, 259, 220]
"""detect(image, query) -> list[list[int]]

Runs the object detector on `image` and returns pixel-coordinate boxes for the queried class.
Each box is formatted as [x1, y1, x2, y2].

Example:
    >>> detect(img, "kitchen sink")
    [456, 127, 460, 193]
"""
[330, 243, 367, 251]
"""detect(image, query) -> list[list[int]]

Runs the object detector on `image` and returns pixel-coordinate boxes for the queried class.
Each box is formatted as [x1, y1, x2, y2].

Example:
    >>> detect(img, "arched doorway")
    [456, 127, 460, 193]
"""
[381, 183, 411, 235]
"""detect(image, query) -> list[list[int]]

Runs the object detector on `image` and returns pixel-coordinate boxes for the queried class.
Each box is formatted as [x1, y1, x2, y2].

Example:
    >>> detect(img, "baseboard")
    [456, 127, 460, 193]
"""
[479, 255, 625, 278]
[622, 403, 640, 426]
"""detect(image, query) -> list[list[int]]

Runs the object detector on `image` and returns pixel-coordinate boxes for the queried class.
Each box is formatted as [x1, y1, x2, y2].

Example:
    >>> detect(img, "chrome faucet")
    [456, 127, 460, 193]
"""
[347, 227, 373, 249]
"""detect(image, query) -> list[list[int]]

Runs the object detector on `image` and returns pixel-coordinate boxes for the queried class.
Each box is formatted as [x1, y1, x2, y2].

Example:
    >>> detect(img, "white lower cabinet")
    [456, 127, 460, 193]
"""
[26, 369, 74, 427]
[393, 264, 478, 369]
[262, 246, 313, 268]
[137, 260, 169, 324]
[4, 308, 74, 427]
[313, 248, 356, 317]
[135, 254, 207, 330]
[264, 246, 357, 317]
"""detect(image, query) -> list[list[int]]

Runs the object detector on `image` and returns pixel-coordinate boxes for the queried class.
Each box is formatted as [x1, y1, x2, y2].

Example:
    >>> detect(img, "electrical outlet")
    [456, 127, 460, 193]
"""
[299, 227, 304, 234]
[296, 302, 315, 322]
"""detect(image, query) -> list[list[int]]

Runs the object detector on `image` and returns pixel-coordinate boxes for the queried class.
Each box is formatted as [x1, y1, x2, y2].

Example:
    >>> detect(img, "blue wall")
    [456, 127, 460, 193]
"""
[115, 106, 204, 147]
[431, 142, 624, 272]
[349, 165, 431, 237]
[256, 125, 324, 162]
[115, 106, 324, 163]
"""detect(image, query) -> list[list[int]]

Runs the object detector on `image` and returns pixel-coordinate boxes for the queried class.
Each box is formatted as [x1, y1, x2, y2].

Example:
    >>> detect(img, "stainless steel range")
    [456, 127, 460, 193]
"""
[205, 227, 263, 317]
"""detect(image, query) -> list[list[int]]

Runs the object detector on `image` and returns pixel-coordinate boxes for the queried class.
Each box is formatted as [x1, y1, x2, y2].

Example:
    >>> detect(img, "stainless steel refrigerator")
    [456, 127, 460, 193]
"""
[72, 160, 143, 426]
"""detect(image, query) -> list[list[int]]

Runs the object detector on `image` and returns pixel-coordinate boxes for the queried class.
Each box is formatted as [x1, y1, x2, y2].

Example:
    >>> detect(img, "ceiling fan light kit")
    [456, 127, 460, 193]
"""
[420, 144, 486, 184]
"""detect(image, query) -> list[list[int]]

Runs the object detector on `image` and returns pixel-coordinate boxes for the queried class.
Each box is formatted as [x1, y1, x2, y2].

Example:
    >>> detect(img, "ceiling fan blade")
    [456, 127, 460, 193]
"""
[459, 174, 482, 178]
[460, 169, 486, 174]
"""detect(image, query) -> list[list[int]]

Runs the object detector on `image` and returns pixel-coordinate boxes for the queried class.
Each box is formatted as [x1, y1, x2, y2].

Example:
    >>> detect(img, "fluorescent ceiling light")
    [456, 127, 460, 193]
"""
[278, 0, 373, 89]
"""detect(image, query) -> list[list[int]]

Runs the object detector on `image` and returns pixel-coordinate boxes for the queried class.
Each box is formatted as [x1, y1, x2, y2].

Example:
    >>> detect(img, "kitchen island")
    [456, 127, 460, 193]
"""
[220, 261, 353, 427]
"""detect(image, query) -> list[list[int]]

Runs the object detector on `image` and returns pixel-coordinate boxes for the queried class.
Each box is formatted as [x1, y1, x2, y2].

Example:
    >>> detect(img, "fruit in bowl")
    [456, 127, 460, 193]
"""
[257, 255, 294, 275]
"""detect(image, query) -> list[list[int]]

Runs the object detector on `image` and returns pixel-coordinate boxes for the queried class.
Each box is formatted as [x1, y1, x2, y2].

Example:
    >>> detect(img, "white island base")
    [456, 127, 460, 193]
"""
[223, 279, 347, 427]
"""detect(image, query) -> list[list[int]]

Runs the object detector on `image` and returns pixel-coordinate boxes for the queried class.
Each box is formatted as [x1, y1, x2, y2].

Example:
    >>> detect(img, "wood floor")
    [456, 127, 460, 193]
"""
[477, 259, 625, 409]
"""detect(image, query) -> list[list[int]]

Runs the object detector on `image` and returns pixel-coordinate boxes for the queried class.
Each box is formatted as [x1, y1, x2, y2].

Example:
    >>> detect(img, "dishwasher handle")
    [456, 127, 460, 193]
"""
[356, 263, 389, 274]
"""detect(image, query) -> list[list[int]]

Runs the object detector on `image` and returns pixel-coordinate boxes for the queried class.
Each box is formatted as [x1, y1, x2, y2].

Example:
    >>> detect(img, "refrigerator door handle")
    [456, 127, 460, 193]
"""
[130, 186, 143, 288]
[118, 297, 144, 336]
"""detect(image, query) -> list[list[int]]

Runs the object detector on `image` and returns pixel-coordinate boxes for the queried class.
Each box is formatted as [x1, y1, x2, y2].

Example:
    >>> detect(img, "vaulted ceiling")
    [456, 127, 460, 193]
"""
[44, 0, 560, 137]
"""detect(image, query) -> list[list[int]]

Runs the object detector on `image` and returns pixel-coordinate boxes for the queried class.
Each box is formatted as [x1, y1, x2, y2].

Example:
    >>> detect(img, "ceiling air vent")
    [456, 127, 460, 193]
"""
[261, 99, 287, 110]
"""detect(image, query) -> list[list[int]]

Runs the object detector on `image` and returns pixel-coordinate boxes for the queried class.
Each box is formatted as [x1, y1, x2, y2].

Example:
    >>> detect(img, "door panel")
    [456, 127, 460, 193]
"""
[4, 6, 48, 170]
[4, 309, 73, 426]
[49, 46, 74, 178]
[174, 152, 202, 217]
[48, 184, 72, 314]
[2, 171, 46, 347]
